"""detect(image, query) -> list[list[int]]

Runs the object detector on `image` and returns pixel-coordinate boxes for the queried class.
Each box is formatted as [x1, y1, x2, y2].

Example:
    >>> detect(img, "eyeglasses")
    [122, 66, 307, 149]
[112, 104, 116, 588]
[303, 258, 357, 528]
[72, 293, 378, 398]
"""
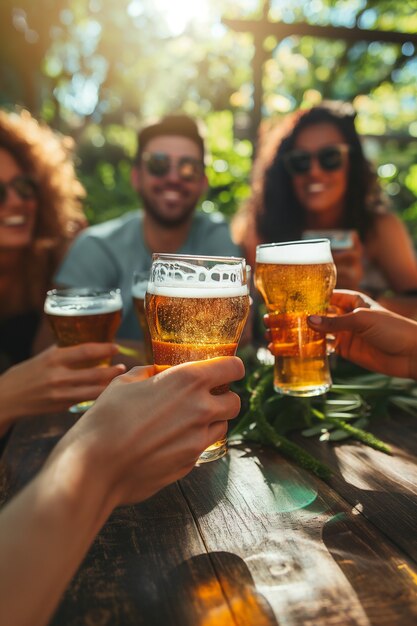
[0, 175, 37, 205]
[283, 144, 350, 175]
[141, 152, 204, 182]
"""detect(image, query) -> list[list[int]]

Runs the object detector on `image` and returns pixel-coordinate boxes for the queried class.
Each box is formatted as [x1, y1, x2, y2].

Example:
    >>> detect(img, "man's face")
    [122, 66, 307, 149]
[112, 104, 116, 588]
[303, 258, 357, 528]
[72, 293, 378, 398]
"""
[132, 135, 207, 228]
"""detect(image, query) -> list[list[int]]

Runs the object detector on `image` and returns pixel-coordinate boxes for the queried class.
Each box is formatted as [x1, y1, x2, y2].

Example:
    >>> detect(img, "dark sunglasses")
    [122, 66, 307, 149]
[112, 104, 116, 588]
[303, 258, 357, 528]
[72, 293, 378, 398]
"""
[141, 152, 204, 182]
[0, 175, 37, 205]
[283, 144, 350, 175]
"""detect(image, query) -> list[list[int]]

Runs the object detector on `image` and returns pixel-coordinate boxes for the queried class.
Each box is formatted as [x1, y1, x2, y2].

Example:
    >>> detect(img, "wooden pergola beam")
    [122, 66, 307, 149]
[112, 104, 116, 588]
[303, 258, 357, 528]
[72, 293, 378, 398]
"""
[222, 18, 417, 45]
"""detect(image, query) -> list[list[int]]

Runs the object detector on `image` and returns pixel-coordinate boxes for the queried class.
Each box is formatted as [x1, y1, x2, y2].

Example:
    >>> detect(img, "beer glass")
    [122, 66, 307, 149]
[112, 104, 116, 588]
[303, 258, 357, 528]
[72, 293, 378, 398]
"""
[145, 253, 250, 464]
[44, 287, 123, 413]
[255, 239, 336, 397]
[132, 270, 153, 364]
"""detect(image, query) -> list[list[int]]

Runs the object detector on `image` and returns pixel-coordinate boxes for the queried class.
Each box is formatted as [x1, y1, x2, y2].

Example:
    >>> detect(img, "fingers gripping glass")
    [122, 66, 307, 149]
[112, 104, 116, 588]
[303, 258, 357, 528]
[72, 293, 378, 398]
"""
[283, 144, 350, 175]
[0, 176, 37, 204]
[142, 152, 204, 182]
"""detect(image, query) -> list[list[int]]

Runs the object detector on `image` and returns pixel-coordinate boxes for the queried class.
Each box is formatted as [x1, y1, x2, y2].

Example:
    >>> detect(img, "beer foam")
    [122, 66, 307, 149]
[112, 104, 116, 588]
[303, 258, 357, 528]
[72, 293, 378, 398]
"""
[44, 299, 122, 316]
[146, 283, 248, 298]
[148, 260, 248, 297]
[256, 240, 332, 264]
[132, 281, 149, 299]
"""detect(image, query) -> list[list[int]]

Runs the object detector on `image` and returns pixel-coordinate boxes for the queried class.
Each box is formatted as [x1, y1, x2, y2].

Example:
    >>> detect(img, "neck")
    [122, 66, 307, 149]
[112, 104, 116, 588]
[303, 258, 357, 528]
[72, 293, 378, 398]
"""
[143, 214, 193, 254]
[305, 206, 345, 230]
[0, 250, 27, 316]
[0, 249, 25, 275]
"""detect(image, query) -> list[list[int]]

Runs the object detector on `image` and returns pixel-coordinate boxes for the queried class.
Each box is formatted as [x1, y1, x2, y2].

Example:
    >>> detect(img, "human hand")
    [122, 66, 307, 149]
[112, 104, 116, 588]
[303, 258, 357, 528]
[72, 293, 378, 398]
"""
[0, 357, 243, 626]
[55, 356, 244, 507]
[262, 290, 384, 357]
[307, 290, 417, 379]
[0, 344, 125, 431]
[332, 231, 364, 290]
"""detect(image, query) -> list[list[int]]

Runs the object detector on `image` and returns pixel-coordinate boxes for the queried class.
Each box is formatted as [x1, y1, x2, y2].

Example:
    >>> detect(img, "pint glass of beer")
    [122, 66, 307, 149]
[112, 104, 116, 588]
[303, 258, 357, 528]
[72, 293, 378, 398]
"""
[44, 287, 123, 413]
[255, 239, 336, 397]
[145, 254, 250, 464]
[132, 270, 153, 364]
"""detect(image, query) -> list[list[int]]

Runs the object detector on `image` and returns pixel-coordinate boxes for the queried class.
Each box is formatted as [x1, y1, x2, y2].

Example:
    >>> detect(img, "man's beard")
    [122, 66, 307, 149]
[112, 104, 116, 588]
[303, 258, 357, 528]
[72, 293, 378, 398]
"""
[141, 195, 197, 230]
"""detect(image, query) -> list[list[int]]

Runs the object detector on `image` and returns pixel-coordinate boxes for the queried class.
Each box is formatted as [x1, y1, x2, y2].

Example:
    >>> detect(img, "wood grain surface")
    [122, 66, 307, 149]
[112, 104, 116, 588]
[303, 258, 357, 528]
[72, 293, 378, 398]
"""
[1, 411, 417, 626]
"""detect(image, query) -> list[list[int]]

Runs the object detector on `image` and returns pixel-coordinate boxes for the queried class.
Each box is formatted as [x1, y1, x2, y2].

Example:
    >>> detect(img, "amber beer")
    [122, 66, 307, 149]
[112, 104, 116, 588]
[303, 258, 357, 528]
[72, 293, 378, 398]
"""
[44, 288, 123, 413]
[255, 240, 336, 397]
[146, 286, 249, 368]
[45, 288, 122, 366]
[145, 254, 249, 463]
[132, 272, 153, 364]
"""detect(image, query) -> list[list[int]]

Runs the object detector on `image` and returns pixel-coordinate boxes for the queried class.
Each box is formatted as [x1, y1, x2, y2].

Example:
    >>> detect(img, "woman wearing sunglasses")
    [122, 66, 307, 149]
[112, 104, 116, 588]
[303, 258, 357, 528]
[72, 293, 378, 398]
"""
[0, 110, 125, 446]
[233, 101, 417, 298]
[0, 108, 89, 369]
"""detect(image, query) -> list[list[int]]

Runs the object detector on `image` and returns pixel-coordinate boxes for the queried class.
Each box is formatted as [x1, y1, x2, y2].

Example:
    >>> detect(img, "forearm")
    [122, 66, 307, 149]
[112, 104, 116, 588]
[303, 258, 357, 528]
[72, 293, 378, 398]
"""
[408, 349, 417, 382]
[0, 374, 18, 436]
[0, 438, 115, 626]
[0, 368, 38, 431]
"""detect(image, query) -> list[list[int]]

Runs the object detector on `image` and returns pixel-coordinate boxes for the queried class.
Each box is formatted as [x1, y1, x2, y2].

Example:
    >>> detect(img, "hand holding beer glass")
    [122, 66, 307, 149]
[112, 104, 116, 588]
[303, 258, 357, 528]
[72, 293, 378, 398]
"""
[44, 288, 123, 413]
[255, 239, 336, 397]
[145, 253, 250, 463]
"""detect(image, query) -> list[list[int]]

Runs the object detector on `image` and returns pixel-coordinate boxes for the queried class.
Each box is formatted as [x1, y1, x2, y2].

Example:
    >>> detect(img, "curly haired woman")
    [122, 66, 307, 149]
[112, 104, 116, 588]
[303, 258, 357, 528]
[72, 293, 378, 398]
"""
[0, 108, 88, 371]
[233, 101, 417, 297]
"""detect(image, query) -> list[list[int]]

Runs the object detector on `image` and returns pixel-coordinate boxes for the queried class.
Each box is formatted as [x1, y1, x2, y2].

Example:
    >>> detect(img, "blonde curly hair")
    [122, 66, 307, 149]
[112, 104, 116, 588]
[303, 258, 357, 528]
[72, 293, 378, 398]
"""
[0, 109, 87, 309]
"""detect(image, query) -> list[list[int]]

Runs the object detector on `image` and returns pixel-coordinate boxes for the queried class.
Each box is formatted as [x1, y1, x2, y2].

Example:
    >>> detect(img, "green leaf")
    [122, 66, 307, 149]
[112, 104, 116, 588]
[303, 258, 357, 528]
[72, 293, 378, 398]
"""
[323, 397, 363, 411]
[116, 344, 142, 358]
[353, 416, 370, 427]
[324, 411, 362, 420]
[328, 429, 351, 441]
[389, 396, 417, 417]
[302, 422, 335, 437]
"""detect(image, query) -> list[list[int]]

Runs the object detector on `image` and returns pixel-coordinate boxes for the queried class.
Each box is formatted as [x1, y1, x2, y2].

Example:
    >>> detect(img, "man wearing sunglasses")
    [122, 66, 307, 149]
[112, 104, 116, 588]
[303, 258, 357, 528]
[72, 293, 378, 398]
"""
[55, 114, 240, 342]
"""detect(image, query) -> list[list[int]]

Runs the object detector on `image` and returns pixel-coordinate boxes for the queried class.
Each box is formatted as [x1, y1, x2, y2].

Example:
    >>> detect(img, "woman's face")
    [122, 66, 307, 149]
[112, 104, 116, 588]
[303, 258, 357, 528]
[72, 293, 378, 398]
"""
[0, 148, 38, 250]
[289, 123, 349, 223]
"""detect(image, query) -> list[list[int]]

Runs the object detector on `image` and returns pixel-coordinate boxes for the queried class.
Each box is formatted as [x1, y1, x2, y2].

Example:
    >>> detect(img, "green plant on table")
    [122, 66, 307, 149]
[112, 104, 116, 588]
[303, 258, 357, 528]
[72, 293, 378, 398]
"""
[231, 347, 417, 481]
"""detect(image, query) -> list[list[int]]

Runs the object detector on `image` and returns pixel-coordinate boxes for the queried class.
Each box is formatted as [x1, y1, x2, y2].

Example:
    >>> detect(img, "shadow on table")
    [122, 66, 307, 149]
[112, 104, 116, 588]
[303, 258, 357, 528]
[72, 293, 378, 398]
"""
[230, 441, 319, 513]
[162, 551, 279, 626]
[321, 492, 417, 625]
[180, 452, 232, 517]
[183, 442, 319, 518]
[303, 437, 417, 549]
[303, 437, 417, 623]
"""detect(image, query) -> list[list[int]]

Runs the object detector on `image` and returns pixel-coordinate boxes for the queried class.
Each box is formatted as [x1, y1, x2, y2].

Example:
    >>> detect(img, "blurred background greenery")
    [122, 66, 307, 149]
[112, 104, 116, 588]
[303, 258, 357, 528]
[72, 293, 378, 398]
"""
[1, 0, 417, 236]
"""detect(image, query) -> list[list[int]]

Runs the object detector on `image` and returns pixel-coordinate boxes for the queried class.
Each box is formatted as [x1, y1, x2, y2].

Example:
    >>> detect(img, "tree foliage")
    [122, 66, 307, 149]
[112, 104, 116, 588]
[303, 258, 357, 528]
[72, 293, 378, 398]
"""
[1, 0, 417, 229]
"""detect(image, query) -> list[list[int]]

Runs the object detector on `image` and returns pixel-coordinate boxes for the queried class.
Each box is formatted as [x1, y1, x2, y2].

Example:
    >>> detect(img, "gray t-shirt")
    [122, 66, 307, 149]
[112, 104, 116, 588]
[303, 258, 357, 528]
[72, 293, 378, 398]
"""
[55, 210, 242, 339]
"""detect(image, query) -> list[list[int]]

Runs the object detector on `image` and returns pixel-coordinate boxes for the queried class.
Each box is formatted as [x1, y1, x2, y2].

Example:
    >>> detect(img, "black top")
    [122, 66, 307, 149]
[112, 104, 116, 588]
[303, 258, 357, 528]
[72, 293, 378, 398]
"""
[0, 311, 40, 454]
[0, 310, 40, 374]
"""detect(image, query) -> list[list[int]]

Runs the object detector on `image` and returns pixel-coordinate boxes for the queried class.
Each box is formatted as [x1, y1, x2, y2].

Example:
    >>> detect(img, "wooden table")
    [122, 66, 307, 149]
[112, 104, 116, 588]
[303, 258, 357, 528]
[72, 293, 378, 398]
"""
[1, 408, 417, 626]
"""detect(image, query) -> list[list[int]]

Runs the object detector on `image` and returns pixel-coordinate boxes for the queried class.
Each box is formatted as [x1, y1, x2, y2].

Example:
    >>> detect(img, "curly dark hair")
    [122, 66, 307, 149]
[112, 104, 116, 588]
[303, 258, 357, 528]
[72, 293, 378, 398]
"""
[233, 101, 384, 256]
[0, 108, 87, 309]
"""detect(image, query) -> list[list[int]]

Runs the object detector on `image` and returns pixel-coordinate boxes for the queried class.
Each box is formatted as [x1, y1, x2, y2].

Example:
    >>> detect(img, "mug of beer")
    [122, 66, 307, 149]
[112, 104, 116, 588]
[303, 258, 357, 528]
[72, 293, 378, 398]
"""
[132, 270, 153, 364]
[255, 239, 336, 397]
[44, 287, 123, 413]
[145, 253, 250, 464]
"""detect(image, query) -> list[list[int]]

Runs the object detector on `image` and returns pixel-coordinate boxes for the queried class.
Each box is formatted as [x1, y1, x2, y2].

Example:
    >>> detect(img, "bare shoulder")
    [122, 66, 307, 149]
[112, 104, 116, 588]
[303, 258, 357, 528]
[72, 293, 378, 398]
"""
[372, 212, 404, 234]
[366, 212, 410, 256]
[365, 212, 417, 291]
